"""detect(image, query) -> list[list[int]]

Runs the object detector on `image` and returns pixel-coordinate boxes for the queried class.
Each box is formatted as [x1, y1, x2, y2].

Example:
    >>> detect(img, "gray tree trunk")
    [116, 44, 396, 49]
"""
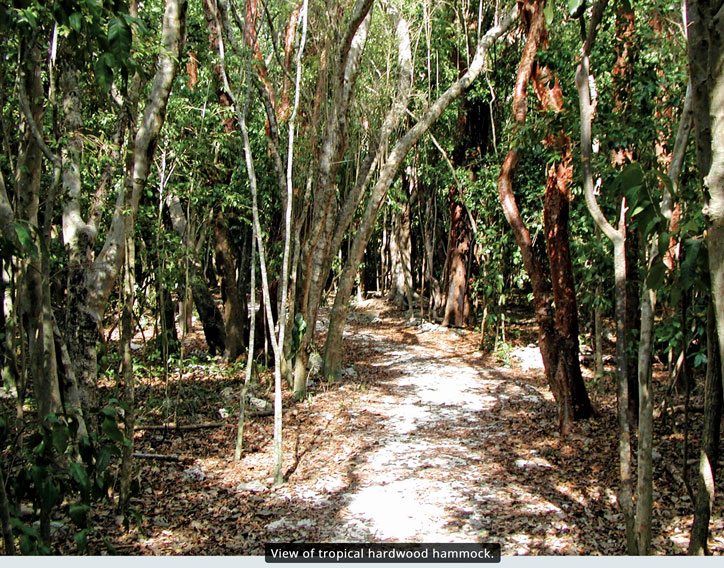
[575, 0, 636, 552]
[685, 0, 724, 395]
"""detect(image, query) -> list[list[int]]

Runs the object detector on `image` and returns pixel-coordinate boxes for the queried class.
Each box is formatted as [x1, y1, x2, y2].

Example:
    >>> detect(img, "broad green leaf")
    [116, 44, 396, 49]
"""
[617, 163, 645, 192]
[69, 12, 82, 32]
[13, 222, 37, 258]
[96, 446, 112, 473]
[680, 238, 703, 291]
[75, 528, 89, 553]
[101, 417, 124, 443]
[544, 2, 554, 26]
[69, 504, 91, 527]
[108, 16, 132, 62]
[646, 259, 666, 291]
[39, 477, 60, 510]
[52, 423, 70, 454]
[69, 462, 90, 494]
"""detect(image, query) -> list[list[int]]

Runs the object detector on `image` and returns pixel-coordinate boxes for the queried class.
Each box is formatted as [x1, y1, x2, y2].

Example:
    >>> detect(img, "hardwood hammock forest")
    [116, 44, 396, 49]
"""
[0, 0, 722, 557]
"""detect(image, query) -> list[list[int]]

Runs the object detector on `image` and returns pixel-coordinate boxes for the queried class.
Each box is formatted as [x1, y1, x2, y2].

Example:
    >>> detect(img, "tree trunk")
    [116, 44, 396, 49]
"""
[625, 225, 640, 425]
[497, 2, 593, 430]
[576, 0, 636, 552]
[16, 44, 62, 421]
[60, 0, 187, 414]
[0, 457, 14, 555]
[543, 144, 594, 427]
[442, 188, 471, 327]
[685, 0, 724, 395]
[688, 304, 723, 554]
[215, 214, 245, 360]
[166, 194, 226, 355]
[388, 198, 414, 312]
[422, 191, 443, 317]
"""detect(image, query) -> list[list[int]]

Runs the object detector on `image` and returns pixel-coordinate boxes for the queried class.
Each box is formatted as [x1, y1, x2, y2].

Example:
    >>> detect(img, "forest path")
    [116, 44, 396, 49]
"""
[258, 298, 623, 554]
[122, 297, 704, 556]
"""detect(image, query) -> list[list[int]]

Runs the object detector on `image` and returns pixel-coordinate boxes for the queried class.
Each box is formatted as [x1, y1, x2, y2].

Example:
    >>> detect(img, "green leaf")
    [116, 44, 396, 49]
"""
[108, 16, 132, 62]
[17, 7, 39, 29]
[13, 222, 37, 258]
[69, 504, 91, 527]
[617, 163, 645, 192]
[69, 12, 82, 32]
[69, 462, 91, 494]
[52, 424, 70, 454]
[680, 238, 703, 291]
[646, 259, 666, 291]
[101, 417, 124, 443]
[39, 477, 60, 510]
[544, 2, 554, 26]
[100, 405, 117, 419]
[75, 528, 89, 553]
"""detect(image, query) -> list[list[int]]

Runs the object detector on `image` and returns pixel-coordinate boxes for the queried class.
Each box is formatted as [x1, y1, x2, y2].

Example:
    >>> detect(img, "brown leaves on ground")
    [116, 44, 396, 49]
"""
[40, 299, 723, 555]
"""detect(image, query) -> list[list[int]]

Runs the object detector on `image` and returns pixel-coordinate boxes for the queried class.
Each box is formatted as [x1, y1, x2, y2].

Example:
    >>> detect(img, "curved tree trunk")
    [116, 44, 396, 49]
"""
[497, 0, 592, 431]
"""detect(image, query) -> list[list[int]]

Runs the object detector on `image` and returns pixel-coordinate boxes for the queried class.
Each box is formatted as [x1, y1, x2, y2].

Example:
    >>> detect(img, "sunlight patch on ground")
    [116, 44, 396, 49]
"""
[341, 479, 472, 541]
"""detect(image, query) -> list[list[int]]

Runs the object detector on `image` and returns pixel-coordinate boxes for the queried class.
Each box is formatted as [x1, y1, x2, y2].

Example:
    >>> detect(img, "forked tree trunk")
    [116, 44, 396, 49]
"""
[497, 1, 592, 431]
[61, 0, 187, 413]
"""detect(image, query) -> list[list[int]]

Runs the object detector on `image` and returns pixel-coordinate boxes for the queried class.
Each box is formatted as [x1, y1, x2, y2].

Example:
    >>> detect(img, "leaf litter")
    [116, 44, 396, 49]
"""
[51, 298, 722, 555]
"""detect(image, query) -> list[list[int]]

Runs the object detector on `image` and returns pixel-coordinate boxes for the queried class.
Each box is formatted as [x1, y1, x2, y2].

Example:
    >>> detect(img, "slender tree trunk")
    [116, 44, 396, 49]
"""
[576, 0, 636, 552]
[215, 214, 245, 360]
[633, 80, 693, 555]
[118, 231, 136, 514]
[688, 304, 723, 554]
[16, 43, 62, 421]
[236, 227, 256, 460]
[685, 0, 724, 394]
[0, 458, 14, 555]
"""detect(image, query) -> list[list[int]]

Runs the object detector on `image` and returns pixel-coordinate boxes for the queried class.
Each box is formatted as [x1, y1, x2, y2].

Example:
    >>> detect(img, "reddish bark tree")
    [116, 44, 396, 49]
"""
[497, 0, 593, 432]
[442, 188, 471, 327]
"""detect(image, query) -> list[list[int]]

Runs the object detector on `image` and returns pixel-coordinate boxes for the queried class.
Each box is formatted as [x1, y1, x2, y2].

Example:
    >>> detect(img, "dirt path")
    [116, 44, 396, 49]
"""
[243, 299, 625, 555]
[110, 297, 720, 556]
